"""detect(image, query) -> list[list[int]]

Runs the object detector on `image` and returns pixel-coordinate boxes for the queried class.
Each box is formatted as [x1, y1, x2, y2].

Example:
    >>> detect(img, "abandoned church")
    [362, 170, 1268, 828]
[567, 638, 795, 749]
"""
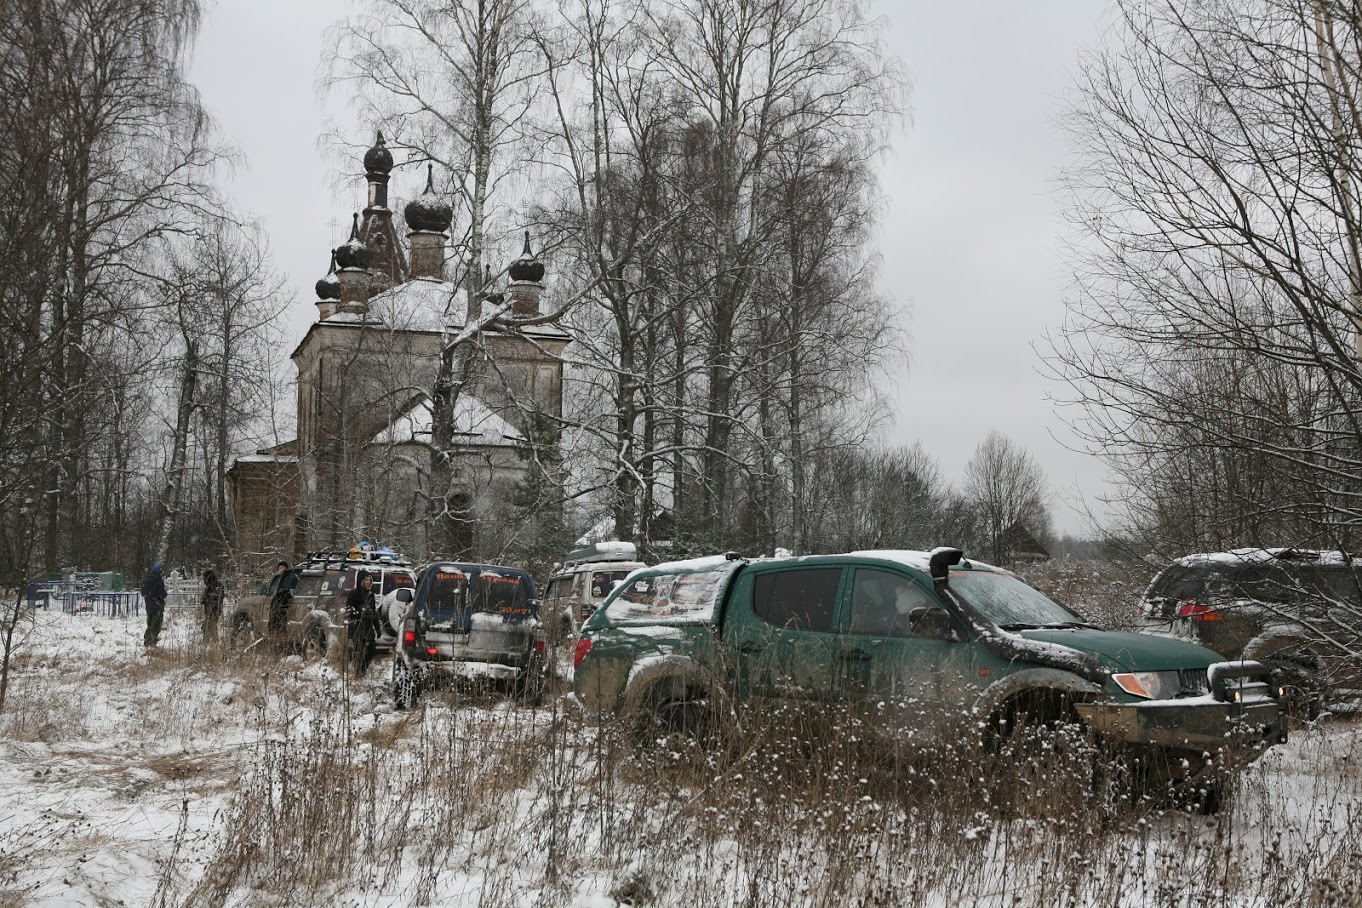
[227, 134, 569, 568]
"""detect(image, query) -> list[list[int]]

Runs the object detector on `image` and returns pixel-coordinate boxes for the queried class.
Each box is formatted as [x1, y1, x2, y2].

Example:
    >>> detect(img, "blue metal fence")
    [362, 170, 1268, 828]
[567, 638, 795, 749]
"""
[56, 591, 142, 617]
[31, 576, 203, 618]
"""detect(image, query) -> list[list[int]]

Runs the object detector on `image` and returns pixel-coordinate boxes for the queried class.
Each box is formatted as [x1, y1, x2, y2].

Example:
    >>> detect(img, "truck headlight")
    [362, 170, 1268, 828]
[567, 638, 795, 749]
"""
[1112, 672, 1157, 698]
[1113, 669, 1207, 700]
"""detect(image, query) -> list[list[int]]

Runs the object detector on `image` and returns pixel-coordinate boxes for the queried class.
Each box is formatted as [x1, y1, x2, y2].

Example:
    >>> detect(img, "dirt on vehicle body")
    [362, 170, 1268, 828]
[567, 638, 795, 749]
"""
[392, 562, 547, 708]
[574, 548, 1288, 802]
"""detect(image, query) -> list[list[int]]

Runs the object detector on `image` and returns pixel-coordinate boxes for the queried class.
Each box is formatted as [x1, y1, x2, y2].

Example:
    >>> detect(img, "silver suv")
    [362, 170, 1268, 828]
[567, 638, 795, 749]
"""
[541, 542, 647, 641]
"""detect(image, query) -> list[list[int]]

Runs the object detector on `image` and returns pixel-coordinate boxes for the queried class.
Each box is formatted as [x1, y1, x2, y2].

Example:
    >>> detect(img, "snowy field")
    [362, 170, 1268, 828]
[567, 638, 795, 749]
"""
[0, 607, 1359, 907]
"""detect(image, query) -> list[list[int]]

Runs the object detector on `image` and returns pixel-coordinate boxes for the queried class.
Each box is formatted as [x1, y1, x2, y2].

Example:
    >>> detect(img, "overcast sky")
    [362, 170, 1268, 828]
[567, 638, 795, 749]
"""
[189, 0, 1112, 537]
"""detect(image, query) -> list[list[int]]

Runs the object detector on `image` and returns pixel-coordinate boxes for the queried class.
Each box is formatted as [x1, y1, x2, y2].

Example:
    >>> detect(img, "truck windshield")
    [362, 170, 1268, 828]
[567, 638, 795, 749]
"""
[603, 561, 739, 624]
[949, 571, 1086, 629]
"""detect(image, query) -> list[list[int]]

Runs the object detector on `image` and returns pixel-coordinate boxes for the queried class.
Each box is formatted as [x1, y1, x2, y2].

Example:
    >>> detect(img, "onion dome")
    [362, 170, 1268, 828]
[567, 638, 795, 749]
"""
[404, 164, 453, 233]
[314, 252, 341, 300]
[333, 213, 369, 270]
[363, 130, 394, 176]
[507, 230, 545, 283]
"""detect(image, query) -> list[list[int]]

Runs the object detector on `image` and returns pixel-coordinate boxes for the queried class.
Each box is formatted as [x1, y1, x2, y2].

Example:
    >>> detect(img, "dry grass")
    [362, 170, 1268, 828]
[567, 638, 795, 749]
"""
[167, 680, 1362, 907]
[1, 584, 1361, 906]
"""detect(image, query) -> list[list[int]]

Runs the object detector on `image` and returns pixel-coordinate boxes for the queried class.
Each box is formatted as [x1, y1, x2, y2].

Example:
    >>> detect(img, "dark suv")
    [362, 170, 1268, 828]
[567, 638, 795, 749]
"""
[391, 562, 546, 708]
[1139, 548, 1362, 718]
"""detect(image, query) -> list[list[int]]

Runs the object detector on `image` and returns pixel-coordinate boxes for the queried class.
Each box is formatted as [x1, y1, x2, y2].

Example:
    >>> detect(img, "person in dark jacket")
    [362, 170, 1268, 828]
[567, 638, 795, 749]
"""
[345, 570, 378, 675]
[140, 563, 168, 647]
[201, 569, 224, 644]
[268, 560, 297, 645]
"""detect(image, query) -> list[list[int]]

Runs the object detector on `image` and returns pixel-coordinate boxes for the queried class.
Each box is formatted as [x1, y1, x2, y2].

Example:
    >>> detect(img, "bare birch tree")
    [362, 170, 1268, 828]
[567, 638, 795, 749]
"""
[536, 0, 902, 554]
[149, 216, 287, 566]
[329, 0, 559, 556]
[638, 0, 901, 538]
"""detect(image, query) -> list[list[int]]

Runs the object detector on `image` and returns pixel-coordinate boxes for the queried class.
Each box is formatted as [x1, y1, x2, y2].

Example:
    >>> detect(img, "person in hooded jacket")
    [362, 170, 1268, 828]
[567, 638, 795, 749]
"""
[345, 570, 378, 675]
[201, 569, 224, 644]
[140, 563, 168, 647]
[268, 560, 297, 646]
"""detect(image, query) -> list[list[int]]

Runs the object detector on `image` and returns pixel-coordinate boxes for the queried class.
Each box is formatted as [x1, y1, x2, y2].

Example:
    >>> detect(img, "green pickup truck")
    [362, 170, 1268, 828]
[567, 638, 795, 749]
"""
[573, 548, 1288, 790]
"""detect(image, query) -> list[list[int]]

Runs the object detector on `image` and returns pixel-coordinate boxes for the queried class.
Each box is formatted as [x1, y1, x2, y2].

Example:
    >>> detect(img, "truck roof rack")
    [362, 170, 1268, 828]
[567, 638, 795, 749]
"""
[300, 548, 414, 572]
[560, 541, 639, 568]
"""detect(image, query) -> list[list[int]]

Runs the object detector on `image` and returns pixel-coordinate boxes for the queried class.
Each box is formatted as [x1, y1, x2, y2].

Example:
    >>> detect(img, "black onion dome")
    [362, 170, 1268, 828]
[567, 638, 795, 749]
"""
[333, 213, 368, 269]
[363, 130, 393, 176]
[507, 230, 545, 283]
[404, 164, 453, 233]
[315, 252, 341, 300]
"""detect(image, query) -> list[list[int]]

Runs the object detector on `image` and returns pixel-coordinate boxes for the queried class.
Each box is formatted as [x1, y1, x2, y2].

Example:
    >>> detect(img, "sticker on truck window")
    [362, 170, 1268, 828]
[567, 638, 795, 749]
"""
[603, 565, 735, 624]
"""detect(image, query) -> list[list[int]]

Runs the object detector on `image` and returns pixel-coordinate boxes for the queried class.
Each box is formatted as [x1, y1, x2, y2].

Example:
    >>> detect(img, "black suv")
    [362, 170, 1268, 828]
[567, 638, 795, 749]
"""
[1139, 548, 1362, 718]
[392, 562, 546, 708]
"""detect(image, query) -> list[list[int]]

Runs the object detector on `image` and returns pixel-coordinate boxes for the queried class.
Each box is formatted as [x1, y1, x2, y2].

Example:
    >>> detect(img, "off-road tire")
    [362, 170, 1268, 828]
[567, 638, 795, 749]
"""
[635, 695, 713, 752]
[985, 690, 1116, 812]
[393, 658, 420, 710]
[229, 615, 259, 651]
[302, 625, 328, 662]
[510, 660, 548, 707]
[1186, 777, 1225, 815]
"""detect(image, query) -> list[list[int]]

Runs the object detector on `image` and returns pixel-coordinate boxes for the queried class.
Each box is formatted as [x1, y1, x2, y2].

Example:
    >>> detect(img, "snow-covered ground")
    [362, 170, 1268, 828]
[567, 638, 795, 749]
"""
[0, 608, 1358, 907]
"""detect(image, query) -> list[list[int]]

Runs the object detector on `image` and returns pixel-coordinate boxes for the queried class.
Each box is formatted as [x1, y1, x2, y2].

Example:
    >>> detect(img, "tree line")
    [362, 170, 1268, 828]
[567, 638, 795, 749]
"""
[0, 0, 286, 590]
[1053, 0, 1362, 559]
[0, 0, 1061, 589]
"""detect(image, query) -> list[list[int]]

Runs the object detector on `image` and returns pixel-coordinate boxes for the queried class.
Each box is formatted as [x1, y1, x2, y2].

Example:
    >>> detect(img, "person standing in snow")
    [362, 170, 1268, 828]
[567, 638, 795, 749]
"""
[345, 570, 378, 675]
[201, 569, 224, 644]
[268, 560, 297, 645]
[140, 563, 168, 647]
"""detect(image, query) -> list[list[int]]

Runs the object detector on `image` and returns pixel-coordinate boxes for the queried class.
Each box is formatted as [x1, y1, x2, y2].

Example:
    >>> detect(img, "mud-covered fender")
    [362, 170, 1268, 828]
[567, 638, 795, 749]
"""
[618, 655, 728, 719]
[970, 667, 1104, 724]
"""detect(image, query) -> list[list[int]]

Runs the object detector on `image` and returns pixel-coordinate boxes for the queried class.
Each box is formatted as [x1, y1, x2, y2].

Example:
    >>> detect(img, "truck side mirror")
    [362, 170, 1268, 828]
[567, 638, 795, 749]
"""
[910, 606, 959, 641]
[395, 588, 413, 603]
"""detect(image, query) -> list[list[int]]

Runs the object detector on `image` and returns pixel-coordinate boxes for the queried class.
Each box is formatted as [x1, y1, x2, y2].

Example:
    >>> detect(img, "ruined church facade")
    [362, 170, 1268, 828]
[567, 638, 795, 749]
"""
[228, 134, 568, 568]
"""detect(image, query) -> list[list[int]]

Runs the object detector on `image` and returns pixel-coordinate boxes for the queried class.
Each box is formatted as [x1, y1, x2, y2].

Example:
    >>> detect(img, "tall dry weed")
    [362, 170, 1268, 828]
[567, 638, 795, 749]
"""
[4, 597, 1361, 907]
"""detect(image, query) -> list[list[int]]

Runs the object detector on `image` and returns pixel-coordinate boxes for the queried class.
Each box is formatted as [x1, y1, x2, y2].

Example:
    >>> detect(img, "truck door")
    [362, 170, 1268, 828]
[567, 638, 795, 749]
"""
[722, 564, 846, 703]
[836, 567, 968, 737]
